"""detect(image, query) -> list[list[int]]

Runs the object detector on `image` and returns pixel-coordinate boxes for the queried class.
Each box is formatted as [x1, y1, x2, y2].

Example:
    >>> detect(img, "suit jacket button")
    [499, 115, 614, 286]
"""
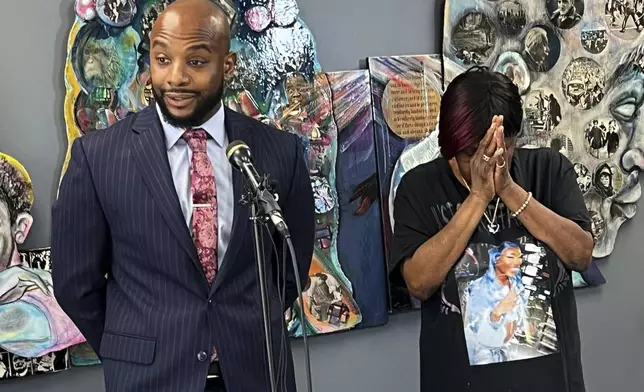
[197, 351, 208, 362]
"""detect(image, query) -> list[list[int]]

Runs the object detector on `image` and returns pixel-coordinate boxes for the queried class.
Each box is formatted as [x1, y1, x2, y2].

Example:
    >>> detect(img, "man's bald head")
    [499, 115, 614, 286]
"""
[151, 0, 231, 52]
[149, 0, 237, 128]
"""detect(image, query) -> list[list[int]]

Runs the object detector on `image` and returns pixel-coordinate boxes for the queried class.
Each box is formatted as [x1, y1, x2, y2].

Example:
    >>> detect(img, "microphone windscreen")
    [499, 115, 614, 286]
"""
[226, 140, 248, 161]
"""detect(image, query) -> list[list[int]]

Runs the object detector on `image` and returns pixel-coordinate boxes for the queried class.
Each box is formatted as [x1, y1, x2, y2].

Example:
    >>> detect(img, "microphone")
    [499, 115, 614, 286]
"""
[226, 140, 290, 237]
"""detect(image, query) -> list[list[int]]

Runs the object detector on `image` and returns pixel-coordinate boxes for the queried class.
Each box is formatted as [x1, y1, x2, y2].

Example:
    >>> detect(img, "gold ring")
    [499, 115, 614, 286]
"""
[483, 154, 490, 162]
[496, 160, 506, 168]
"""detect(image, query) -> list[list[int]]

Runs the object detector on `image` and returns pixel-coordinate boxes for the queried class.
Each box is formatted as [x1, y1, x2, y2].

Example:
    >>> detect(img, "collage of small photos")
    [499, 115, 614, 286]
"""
[443, 0, 644, 288]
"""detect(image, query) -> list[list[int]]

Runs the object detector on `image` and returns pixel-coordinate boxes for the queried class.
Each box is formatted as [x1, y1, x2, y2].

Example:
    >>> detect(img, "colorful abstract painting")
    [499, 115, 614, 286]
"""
[368, 55, 457, 311]
[324, 70, 387, 330]
[62, 0, 387, 340]
[0, 154, 86, 379]
[283, 71, 389, 334]
[441, 0, 634, 288]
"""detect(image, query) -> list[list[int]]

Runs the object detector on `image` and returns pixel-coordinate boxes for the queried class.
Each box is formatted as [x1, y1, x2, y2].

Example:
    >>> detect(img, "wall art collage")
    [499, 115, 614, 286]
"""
[1, 0, 635, 381]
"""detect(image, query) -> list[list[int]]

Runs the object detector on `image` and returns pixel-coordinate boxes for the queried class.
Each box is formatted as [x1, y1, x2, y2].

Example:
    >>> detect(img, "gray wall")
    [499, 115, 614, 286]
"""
[0, 0, 640, 391]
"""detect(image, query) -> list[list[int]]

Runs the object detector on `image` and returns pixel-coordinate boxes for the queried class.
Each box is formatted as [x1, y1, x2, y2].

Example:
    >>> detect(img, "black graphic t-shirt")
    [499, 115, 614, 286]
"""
[390, 148, 591, 392]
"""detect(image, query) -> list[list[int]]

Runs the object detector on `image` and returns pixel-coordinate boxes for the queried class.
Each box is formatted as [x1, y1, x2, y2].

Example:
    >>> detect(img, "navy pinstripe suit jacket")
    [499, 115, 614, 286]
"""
[51, 106, 315, 392]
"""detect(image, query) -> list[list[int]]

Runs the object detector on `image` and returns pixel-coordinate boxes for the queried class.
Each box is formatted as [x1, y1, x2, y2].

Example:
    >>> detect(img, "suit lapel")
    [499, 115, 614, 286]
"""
[130, 107, 205, 285]
[211, 108, 251, 294]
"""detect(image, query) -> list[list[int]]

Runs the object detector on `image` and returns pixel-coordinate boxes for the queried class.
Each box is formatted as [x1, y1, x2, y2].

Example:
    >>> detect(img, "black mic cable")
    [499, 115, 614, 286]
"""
[226, 141, 313, 392]
[287, 235, 313, 392]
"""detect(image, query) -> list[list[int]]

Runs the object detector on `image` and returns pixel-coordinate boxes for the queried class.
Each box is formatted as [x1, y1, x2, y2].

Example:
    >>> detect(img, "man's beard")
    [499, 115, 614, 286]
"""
[153, 83, 224, 129]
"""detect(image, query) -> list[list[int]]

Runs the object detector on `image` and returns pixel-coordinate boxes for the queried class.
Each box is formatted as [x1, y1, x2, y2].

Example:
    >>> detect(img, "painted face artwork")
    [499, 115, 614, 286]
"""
[443, 1, 644, 271]
[0, 153, 85, 379]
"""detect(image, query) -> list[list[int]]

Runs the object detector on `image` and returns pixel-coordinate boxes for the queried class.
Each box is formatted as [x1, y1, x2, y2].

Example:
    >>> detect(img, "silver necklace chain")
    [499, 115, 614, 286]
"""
[459, 177, 501, 234]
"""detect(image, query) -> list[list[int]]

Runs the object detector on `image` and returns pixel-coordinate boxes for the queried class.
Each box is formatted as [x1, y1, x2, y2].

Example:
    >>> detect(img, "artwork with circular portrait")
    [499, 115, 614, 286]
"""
[498, 0, 526, 35]
[603, 0, 644, 40]
[451, 12, 497, 65]
[443, 0, 644, 282]
[583, 117, 621, 159]
[69, 24, 140, 134]
[520, 89, 562, 146]
[521, 25, 560, 72]
[593, 161, 625, 198]
[550, 133, 574, 157]
[581, 29, 608, 54]
[493, 51, 531, 93]
[561, 58, 605, 110]
[547, 0, 584, 29]
[574, 162, 592, 194]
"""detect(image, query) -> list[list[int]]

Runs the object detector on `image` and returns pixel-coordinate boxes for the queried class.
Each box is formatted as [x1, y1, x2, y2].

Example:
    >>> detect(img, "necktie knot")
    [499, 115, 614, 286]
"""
[182, 128, 208, 152]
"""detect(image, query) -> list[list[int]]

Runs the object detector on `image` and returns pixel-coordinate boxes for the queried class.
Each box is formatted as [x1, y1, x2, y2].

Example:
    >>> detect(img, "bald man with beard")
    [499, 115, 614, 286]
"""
[51, 1, 315, 391]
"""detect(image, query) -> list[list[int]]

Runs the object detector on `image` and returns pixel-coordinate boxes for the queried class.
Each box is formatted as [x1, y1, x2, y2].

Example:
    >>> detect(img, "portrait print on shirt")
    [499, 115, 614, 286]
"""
[454, 238, 559, 366]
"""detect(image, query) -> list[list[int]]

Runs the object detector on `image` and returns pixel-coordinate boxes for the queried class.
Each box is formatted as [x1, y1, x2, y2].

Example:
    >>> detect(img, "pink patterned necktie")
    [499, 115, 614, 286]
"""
[182, 129, 218, 286]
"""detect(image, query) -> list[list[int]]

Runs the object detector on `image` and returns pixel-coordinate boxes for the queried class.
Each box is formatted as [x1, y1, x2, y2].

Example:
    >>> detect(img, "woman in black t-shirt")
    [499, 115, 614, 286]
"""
[390, 67, 594, 392]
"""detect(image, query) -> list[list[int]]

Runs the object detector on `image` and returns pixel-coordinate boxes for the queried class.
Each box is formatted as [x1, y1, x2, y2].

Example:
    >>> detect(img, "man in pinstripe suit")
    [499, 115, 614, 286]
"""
[51, 1, 315, 391]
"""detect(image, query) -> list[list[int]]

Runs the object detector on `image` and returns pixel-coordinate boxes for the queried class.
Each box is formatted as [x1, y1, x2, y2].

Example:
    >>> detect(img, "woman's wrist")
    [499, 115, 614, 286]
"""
[468, 190, 493, 206]
[465, 192, 492, 224]
[498, 182, 528, 211]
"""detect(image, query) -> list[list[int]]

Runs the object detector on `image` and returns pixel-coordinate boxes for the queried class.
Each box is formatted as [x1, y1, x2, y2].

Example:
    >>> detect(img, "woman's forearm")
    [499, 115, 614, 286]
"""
[401, 193, 489, 300]
[499, 183, 593, 271]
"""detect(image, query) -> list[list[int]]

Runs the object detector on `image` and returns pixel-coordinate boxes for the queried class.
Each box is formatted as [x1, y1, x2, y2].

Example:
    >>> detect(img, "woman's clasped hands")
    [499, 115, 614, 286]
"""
[470, 115, 515, 202]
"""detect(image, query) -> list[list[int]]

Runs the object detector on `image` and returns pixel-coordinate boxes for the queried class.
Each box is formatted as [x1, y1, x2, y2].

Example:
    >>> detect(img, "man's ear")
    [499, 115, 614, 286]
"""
[13, 212, 33, 245]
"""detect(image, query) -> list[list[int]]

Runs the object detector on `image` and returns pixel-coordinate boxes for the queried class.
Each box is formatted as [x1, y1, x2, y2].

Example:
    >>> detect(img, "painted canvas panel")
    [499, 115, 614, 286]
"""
[0, 154, 86, 379]
[440, 0, 637, 288]
[368, 55, 463, 311]
[326, 71, 388, 330]
[284, 71, 389, 334]
[194, 1, 369, 337]
[63, 1, 376, 338]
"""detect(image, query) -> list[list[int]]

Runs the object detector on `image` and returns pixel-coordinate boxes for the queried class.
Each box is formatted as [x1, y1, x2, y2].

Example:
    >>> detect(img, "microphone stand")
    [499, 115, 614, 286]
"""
[240, 175, 279, 392]
[240, 173, 313, 392]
